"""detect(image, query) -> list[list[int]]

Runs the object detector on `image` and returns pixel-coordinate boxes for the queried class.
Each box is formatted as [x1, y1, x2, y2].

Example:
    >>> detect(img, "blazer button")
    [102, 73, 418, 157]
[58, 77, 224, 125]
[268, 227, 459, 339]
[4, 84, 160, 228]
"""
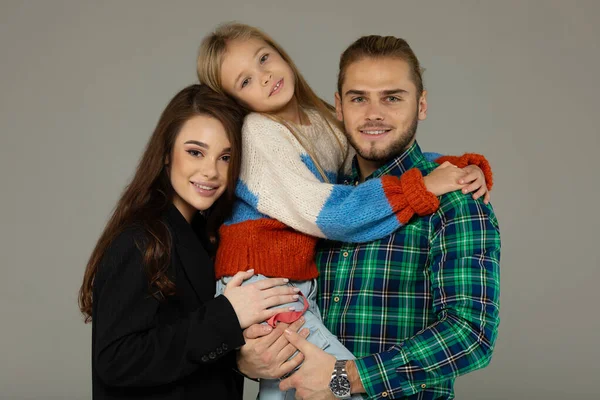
[222, 343, 228, 351]
[216, 347, 223, 355]
[209, 352, 216, 359]
[201, 355, 209, 362]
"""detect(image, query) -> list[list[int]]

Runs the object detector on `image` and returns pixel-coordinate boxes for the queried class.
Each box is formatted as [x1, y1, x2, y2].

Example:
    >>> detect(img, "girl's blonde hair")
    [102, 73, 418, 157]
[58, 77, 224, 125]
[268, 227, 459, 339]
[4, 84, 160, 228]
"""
[197, 22, 345, 182]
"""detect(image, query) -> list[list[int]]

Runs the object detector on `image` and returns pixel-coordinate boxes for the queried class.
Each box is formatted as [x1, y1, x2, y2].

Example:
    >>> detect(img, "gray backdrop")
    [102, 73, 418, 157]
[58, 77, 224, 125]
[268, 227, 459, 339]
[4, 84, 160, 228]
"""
[1, 1, 598, 399]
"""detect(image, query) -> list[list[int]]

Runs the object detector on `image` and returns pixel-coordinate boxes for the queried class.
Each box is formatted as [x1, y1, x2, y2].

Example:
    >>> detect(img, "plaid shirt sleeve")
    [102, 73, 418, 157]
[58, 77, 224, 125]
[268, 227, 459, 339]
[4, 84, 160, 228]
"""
[354, 195, 501, 399]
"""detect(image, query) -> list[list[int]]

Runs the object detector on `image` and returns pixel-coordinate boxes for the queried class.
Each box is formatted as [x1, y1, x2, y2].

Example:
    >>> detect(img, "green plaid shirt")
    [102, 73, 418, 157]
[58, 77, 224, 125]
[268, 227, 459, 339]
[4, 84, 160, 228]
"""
[316, 142, 501, 400]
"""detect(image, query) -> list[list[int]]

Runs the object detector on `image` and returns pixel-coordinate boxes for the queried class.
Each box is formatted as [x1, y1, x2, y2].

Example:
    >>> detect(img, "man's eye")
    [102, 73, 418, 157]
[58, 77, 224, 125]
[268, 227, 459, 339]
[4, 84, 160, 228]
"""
[351, 97, 365, 103]
[386, 96, 401, 102]
[241, 78, 250, 89]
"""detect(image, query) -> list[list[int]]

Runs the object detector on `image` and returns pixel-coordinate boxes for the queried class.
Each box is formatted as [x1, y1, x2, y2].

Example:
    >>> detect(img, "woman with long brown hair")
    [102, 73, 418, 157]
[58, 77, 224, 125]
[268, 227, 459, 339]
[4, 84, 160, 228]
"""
[78, 84, 299, 400]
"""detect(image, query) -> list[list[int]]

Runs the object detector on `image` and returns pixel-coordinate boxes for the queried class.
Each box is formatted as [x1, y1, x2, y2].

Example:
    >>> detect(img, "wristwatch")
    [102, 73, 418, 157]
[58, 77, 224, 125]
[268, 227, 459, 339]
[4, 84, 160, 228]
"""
[329, 359, 351, 399]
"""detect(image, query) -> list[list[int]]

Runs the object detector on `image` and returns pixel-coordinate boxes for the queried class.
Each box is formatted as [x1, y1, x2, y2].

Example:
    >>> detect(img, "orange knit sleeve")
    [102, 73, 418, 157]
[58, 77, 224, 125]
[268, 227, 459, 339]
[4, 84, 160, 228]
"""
[434, 153, 494, 190]
[382, 169, 440, 224]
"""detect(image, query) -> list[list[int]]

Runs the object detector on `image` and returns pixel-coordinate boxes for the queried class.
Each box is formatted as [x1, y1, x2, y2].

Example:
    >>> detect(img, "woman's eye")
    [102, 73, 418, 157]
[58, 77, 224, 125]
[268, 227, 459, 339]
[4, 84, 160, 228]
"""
[241, 78, 250, 88]
[187, 150, 202, 157]
[260, 53, 269, 64]
[220, 154, 231, 163]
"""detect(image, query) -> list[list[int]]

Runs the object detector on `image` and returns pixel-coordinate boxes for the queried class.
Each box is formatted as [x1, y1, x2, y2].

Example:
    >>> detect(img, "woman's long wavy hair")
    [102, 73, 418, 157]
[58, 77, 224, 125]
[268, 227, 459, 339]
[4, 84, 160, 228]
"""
[78, 84, 245, 322]
[197, 22, 347, 182]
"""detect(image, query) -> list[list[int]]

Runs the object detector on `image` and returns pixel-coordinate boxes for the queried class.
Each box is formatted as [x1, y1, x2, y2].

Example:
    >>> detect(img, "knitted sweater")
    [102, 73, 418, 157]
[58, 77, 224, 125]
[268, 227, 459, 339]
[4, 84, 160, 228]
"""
[215, 110, 491, 280]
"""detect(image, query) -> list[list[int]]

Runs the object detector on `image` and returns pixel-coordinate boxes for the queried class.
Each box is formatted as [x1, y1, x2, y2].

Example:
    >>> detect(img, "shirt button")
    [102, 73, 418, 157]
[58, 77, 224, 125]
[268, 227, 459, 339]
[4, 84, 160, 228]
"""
[209, 352, 216, 359]
[216, 347, 223, 355]
[421, 384, 427, 389]
[201, 355, 209, 362]
[334, 296, 340, 302]
[381, 392, 388, 397]
[222, 343, 228, 351]
[342, 251, 349, 257]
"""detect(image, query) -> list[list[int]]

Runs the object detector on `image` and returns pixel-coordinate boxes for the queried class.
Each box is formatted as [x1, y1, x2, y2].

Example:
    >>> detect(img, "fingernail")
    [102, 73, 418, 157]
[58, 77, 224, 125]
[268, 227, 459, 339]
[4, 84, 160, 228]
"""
[289, 307, 296, 311]
[283, 278, 289, 283]
[292, 295, 299, 299]
[293, 287, 301, 293]
[299, 317, 305, 323]
[247, 269, 254, 273]
[284, 329, 292, 335]
[264, 326, 272, 332]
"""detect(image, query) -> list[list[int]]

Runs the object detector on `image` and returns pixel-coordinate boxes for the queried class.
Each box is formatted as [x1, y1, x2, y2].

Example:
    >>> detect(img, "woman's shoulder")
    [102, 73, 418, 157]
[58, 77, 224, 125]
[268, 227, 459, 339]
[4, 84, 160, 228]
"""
[111, 224, 151, 252]
[95, 225, 151, 280]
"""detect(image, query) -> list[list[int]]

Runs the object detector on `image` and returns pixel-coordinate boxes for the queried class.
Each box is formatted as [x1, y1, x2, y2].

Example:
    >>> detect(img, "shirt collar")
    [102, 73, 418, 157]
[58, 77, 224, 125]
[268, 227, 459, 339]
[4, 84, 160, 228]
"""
[350, 141, 426, 183]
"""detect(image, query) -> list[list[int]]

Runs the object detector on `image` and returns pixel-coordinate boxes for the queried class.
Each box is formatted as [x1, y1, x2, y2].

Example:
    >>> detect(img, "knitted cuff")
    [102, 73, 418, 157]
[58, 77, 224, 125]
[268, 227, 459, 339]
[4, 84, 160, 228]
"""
[400, 168, 440, 217]
[381, 171, 440, 225]
[435, 153, 494, 190]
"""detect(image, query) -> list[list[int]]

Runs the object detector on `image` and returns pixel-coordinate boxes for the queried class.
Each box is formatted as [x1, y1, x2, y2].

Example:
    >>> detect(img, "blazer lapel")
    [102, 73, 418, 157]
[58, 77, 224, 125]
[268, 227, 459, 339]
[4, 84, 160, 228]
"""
[165, 205, 214, 301]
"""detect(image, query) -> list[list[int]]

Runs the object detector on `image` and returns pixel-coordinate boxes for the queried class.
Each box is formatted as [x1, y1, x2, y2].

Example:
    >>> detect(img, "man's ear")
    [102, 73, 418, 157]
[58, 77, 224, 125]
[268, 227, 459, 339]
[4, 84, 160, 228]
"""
[418, 90, 428, 121]
[335, 92, 343, 122]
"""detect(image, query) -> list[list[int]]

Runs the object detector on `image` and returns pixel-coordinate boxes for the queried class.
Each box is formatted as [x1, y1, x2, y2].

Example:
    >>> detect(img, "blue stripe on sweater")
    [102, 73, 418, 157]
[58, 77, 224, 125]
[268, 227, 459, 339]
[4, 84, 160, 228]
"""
[225, 180, 266, 225]
[316, 179, 401, 243]
[300, 154, 337, 183]
[423, 151, 442, 163]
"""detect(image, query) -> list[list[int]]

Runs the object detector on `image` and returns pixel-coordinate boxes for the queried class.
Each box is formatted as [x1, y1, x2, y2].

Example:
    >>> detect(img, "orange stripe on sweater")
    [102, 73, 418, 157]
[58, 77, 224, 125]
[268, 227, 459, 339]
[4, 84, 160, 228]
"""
[215, 219, 319, 281]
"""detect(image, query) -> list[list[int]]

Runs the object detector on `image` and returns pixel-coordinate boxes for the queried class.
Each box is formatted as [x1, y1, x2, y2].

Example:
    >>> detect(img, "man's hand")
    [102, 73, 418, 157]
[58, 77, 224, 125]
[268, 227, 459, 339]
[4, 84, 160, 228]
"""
[237, 318, 308, 380]
[279, 329, 337, 400]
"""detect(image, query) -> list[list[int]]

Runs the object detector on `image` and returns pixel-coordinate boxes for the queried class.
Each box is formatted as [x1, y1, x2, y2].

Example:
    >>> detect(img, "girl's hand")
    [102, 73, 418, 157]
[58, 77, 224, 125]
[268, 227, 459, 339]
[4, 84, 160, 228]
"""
[423, 161, 467, 196]
[459, 165, 491, 204]
[223, 270, 300, 329]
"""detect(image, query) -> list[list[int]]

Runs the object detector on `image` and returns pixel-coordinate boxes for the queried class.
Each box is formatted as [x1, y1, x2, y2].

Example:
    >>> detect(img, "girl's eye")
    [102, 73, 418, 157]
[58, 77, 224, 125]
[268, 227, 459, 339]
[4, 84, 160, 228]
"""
[241, 78, 250, 89]
[220, 154, 231, 163]
[260, 53, 269, 64]
[187, 150, 203, 157]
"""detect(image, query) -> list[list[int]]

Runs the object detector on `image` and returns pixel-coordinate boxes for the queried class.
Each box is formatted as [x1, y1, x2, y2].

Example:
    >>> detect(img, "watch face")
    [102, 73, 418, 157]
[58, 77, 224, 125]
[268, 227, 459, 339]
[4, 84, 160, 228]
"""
[329, 376, 351, 397]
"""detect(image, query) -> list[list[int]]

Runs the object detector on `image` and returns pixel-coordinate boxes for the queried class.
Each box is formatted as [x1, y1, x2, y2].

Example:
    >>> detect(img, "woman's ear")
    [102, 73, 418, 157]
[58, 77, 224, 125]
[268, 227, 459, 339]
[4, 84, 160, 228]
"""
[164, 155, 170, 165]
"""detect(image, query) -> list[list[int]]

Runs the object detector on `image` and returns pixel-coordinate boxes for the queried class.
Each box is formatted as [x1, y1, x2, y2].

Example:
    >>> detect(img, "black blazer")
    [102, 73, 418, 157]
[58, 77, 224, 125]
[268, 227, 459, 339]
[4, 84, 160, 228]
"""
[91, 205, 245, 399]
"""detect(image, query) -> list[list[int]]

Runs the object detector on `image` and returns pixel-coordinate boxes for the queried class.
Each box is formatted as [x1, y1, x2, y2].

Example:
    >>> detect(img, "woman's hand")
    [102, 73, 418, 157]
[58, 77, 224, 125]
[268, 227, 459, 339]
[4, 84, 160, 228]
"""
[223, 269, 300, 329]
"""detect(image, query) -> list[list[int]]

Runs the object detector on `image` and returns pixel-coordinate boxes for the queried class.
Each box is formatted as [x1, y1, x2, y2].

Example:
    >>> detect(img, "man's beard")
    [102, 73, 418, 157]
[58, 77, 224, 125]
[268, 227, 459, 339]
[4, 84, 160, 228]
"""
[344, 110, 419, 163]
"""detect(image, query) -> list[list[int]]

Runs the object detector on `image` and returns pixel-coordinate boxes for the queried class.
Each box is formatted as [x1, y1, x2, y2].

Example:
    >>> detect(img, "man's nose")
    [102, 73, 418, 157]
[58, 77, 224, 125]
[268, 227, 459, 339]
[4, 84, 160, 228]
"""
[365, 103, 384, 121]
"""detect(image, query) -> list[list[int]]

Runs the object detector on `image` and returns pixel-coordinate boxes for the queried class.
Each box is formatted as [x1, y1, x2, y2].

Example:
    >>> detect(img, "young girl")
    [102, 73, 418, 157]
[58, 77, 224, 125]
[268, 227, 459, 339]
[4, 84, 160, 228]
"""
[78, 85, 300, 400]
[197, 24, 492, 400]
